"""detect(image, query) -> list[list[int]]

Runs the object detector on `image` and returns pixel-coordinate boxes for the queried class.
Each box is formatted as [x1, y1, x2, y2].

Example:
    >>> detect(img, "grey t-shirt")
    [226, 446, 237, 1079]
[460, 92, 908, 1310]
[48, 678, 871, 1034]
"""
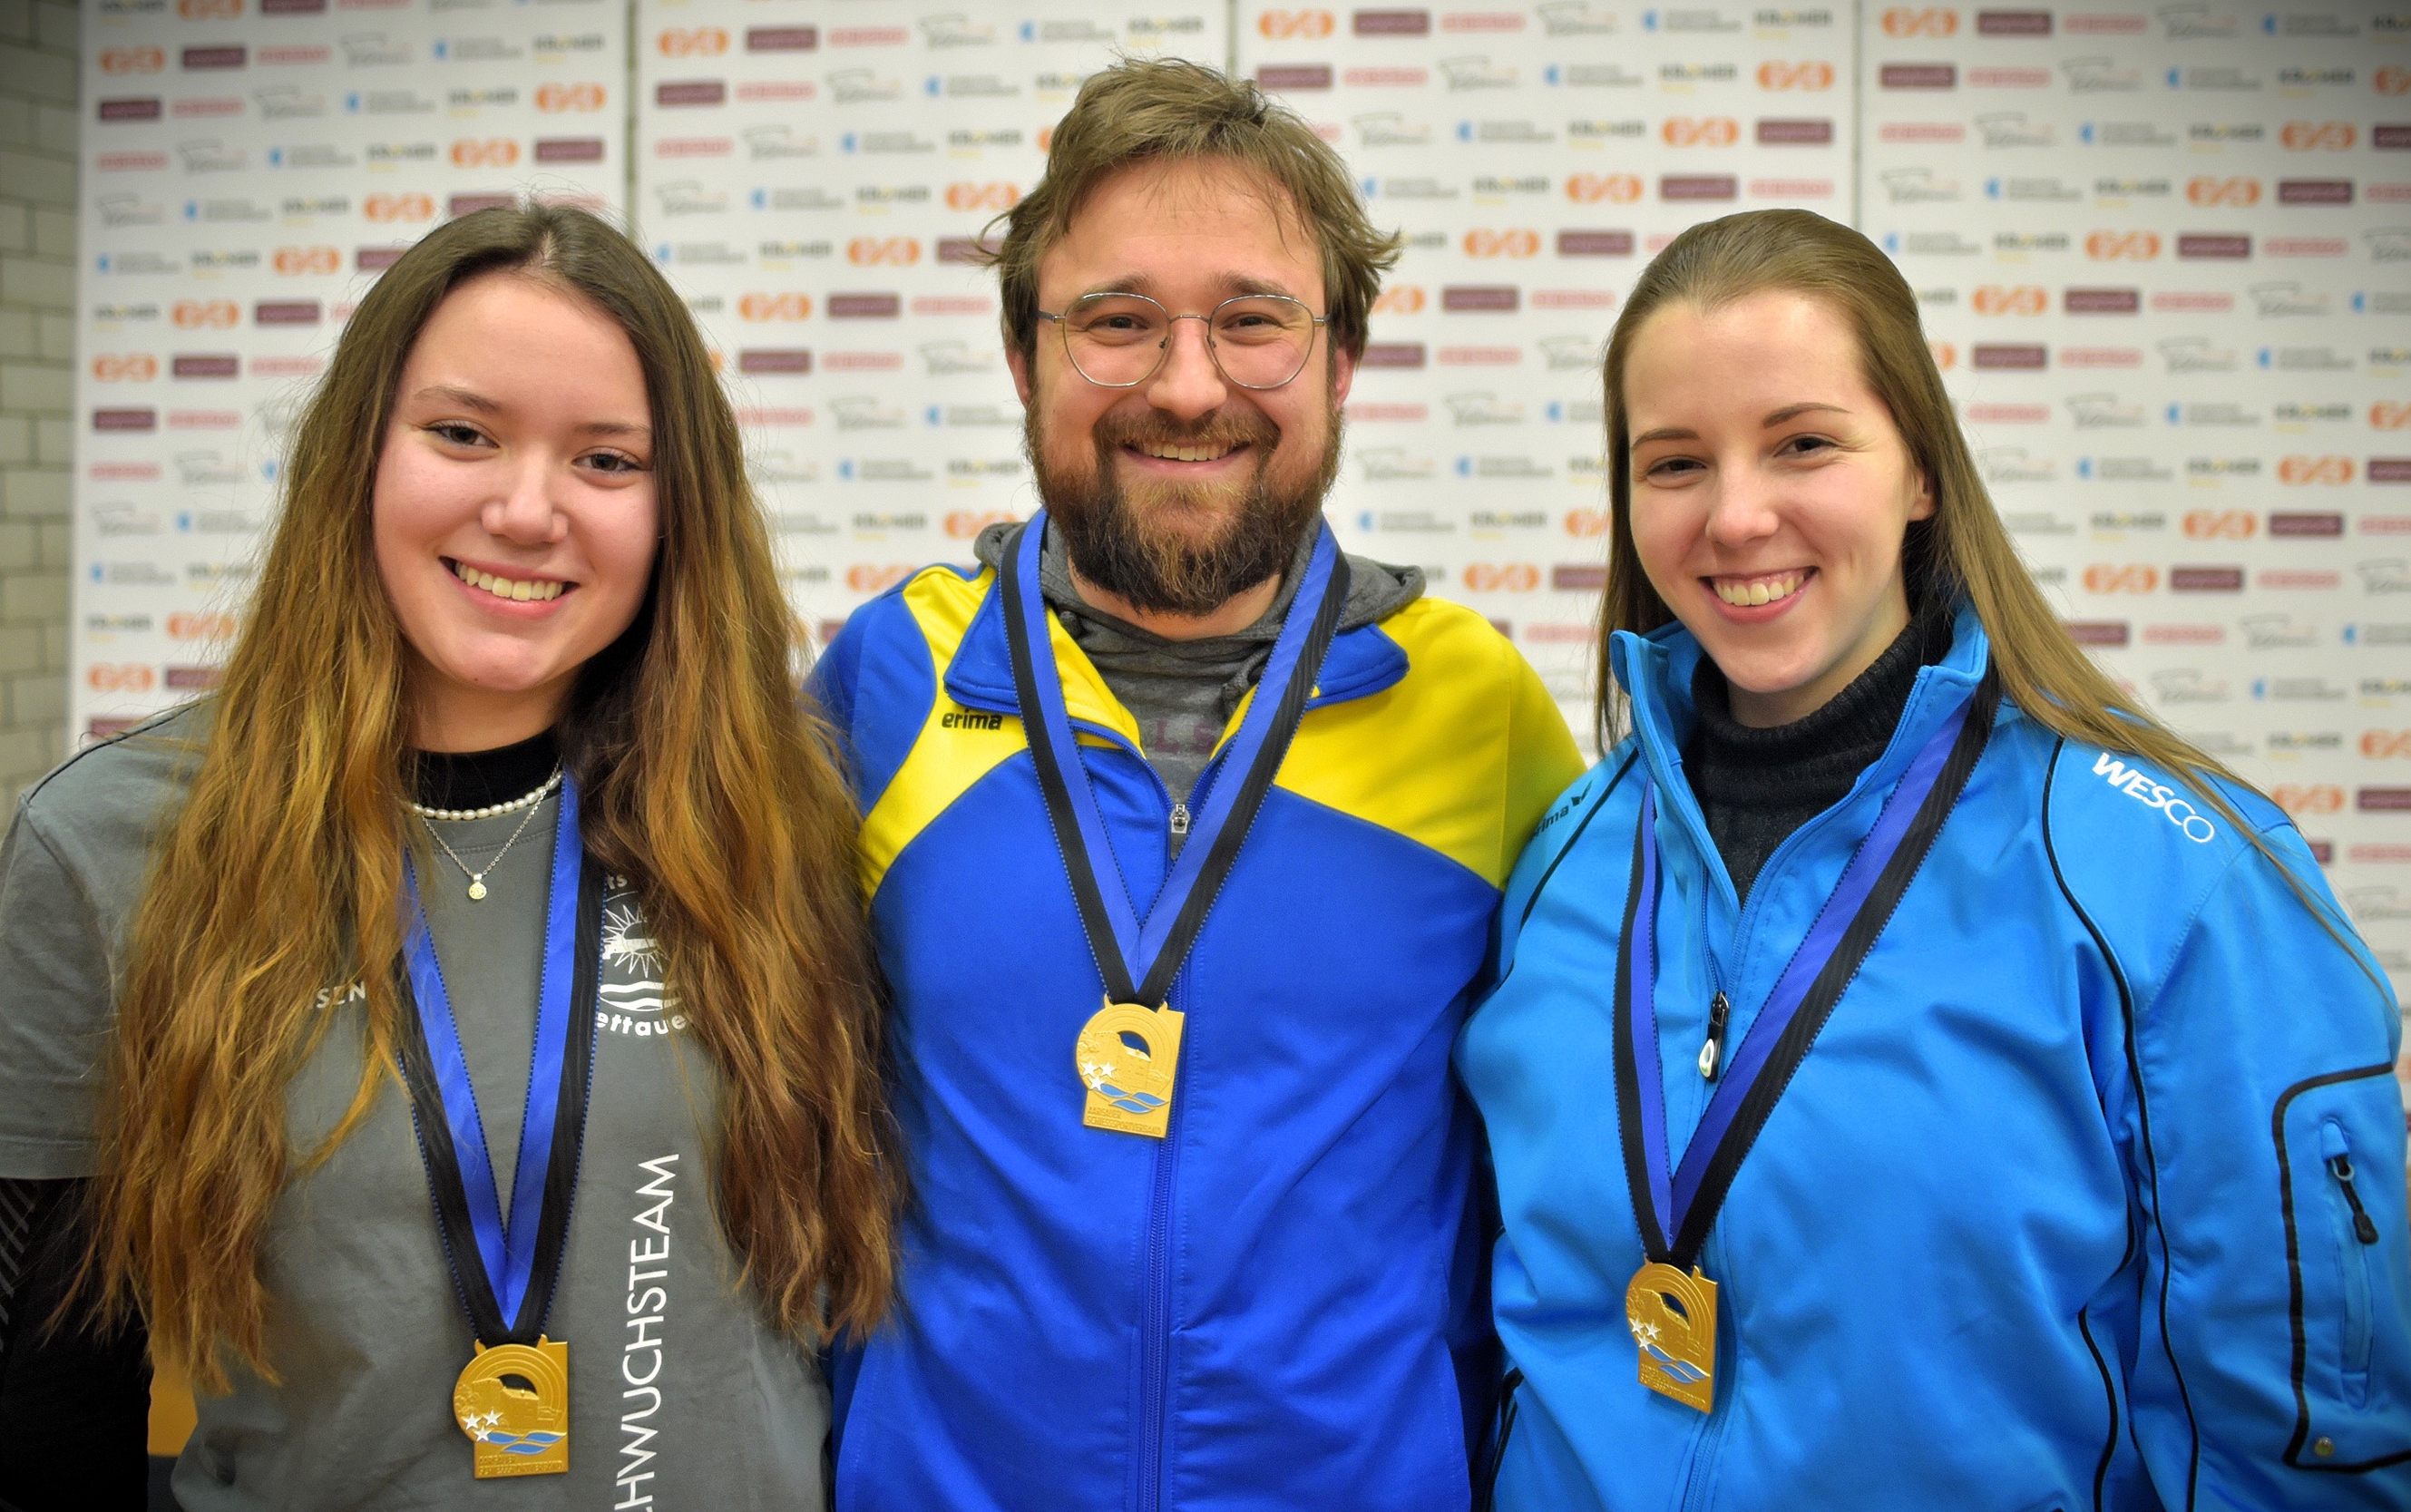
[0, 705, 828, 1509]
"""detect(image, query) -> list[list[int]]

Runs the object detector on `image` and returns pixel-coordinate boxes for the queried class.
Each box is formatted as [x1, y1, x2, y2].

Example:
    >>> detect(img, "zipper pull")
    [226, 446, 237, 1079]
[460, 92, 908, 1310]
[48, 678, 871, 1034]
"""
[2329, 1154, 2382, 1245]
[1169, 802, 1191, 837]
[1697, 990, 1730, 1080]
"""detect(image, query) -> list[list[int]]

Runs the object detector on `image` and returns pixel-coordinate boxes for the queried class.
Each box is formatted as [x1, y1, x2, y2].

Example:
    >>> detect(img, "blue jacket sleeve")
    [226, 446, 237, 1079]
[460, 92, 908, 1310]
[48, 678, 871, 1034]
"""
[2122, 819, 2411, 1507]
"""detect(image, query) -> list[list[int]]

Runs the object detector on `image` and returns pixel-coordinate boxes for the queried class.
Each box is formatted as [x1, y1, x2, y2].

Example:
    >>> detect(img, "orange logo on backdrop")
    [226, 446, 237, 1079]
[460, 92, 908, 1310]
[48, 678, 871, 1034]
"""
[450, 139, 521, 168]
[2186, 176, 2261, 206]
[365, 192, 434, 222]
[845, 564, 914, 594]
[1879, 6, 1957, 35]
[177, 0, 239, 17]
[1928, 340, 1957, 369]
[91, 355, 159, 381]
[2380, 65, 2411, 96]
[168, 612, 237, 640]
[2362, 731, 2411, 760]
[1565, 509, 1610, 538]
[1756, 60, 1835, 91]
[1662, 117, 1741, 148]
[2371, 401, 2411, 431]
[1463, 229, 1541, 258]
[2272, 783, 2344, 815]
[172, 299, 239, 328]
[1461, 563, 1542, 592]
[1255, 8, 1334, 37]
[1371, 285, 1427, 314]
[2084, 230, 2162, 260]
[273, 245, 338, 275]
[1567, 172, 1644, 203]
[944, 510, 1018, 539]
[738, 292, 812, 321]
[2280, 121, 2357, 151]
[1972, 285, 2048, 316]
[846, 237, 921, 266]
[535, 83, 606, 112]
[2278, 455, 2355, 484]
[2082, 564, 2158, 594]
[655, 26, 727, 55]
[2182, 509, 2257, 539]
[945, 181, 1020, 211]
[87, 664, 156, 693]
[100, 46, 164, 73]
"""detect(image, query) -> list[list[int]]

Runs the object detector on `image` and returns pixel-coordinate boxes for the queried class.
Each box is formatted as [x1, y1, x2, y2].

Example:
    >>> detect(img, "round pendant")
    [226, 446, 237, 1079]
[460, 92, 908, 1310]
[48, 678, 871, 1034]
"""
[467, 880, 488, 902]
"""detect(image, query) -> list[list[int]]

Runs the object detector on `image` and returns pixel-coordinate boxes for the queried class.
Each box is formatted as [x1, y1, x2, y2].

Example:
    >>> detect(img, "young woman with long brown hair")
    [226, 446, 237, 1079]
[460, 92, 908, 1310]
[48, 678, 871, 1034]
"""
[1458, 210, 2411, 1509]
[0, 204, 894, 1507]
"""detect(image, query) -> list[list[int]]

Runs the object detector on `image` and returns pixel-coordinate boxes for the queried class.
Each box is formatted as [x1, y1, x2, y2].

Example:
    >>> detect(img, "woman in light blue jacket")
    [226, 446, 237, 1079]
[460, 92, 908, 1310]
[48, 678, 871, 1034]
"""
[1459, 210, 2411, 1511]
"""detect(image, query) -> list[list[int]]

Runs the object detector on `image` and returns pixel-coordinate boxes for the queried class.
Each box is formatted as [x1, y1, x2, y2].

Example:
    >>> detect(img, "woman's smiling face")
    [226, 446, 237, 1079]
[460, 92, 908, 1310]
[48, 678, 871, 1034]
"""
[371, 270, 659, 750]
[1623, 289, 1936, 727]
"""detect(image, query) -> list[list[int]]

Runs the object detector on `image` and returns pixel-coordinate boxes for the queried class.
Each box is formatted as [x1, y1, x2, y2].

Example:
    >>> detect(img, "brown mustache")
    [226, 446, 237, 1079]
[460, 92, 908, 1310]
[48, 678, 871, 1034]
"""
[1092, 410, 1280, 454]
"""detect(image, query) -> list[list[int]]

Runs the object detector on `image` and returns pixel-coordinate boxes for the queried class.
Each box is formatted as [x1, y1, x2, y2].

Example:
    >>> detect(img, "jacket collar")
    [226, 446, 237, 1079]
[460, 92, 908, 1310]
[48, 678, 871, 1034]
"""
[941, 569, 1411, 740]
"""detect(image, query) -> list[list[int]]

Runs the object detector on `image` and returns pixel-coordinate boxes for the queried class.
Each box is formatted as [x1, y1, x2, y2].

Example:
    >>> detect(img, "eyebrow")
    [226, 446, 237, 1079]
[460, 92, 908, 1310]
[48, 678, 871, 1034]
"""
[1631, 402, 1852, 447]
[410, 384, 650, 440]
[1074, 272, 1304, 303]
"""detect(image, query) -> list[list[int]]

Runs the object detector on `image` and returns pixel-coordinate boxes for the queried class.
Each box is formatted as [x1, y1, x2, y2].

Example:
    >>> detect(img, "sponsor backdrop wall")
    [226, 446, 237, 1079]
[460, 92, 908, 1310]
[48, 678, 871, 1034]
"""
[65, 0, 2411, 997]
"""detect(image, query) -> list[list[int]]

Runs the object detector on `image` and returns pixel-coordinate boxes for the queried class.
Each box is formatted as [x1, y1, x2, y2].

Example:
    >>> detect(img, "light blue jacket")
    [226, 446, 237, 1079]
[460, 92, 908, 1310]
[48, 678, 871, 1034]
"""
[1457, 605, 2411, 1512]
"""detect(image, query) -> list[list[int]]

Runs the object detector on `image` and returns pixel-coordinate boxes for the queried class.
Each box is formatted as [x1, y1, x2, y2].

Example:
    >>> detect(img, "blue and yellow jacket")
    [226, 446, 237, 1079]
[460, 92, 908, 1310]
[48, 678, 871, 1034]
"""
[1459, 606, 2411, 1511]
[810, 555, 1584, 1512]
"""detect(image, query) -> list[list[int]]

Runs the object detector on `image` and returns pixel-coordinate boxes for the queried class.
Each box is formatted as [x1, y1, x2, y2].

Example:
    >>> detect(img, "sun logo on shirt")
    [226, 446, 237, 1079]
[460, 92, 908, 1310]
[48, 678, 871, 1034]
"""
[601, 904, 663, 978]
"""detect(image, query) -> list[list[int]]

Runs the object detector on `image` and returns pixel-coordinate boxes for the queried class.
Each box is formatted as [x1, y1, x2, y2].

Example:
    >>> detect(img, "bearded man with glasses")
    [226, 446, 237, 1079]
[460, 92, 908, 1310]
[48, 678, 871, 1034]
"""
[810, 58, 1583, 1512]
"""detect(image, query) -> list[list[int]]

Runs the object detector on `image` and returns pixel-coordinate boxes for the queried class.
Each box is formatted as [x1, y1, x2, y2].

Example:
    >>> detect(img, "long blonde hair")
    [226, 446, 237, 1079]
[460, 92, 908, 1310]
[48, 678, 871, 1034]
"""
[88, 205, 897, 1388]
[1596, 210, 2245, 812]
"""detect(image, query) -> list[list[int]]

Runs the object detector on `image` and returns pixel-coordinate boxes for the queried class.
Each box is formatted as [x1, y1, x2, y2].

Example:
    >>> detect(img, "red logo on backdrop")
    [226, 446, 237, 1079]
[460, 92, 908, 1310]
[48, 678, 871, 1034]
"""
[656, 27, 728, 55]
[2187, 177, 2261, 206]
[1462, 563, 1542, 591]
[1756, 61, 1835, 91]
[2379, 66, 2411, 96]
[1565, 509, 1609, 537]
[100, 47, 164, 73]
[273, 245, 338, 275]
[168, 612, 237, 640]
[2363, 731, 2411, 759]
[91, 355, 159, 381]
[536, 83, 606, 112]
[1567, 173, 1644, 203]
[178, 0, 239, 17]
[943, 511, 1018, 539]
[845, 564, 913, 594]
[2083, 564, 2158, 593]
[1972, 285, 2048, 315]
[1880, 6, 1957, 34]
[2182, 509, 2258, 539]
[2281, 121, 2357, 151]
[365, 192, 434, 222]
[1662, 117, 1741, 147]
[2373, 402, 2411, 431]
[738, 293, 812, 321]
[87, 664, 156, 693]
[2278, 455, 2355, 484]
[2273, 784, 2345, 815]
[1463, 229, 1541, 258]
[1256, 8, 1334, 36]
[172, 300, 239, 328]
[450, 139, 520, 168]
[945, 181, 1020, 211]
[2084, 230, 2162, 260]
[1371, 285, 1427, 314]
[846, 238, 921, 266]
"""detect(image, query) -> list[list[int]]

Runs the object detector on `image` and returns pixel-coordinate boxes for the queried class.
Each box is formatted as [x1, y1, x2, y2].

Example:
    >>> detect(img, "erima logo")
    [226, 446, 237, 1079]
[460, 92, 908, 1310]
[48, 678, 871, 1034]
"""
[2093, 751, 2217, 842]
[942, 708, 1004, 730]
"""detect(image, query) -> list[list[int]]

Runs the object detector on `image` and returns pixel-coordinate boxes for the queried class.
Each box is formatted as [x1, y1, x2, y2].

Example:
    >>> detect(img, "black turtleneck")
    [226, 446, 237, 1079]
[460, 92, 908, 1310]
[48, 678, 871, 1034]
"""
[409, 728, 560, 810]
[1682, 600, 1955, 903]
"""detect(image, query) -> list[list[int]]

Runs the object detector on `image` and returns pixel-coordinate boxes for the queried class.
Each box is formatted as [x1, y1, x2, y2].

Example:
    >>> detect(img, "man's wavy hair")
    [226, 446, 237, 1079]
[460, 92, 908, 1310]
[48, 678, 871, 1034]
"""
[983, 56, 1401, 362]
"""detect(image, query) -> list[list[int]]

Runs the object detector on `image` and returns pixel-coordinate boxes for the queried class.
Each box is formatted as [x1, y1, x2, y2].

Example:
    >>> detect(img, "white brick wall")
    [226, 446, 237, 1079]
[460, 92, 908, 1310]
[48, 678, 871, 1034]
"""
[0, 0, 73, 802]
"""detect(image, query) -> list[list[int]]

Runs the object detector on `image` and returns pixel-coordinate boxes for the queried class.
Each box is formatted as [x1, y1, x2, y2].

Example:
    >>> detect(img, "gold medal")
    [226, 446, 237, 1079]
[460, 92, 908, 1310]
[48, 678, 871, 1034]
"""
[1625, 1262, 1717, 1412]
[1075, 998, 1186, 1138]
[454, 1336, 570, 1478]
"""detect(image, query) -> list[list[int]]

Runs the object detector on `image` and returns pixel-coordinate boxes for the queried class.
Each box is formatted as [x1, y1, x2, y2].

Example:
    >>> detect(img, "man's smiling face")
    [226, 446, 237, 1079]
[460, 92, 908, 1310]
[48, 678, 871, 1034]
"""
[1008, 155, 1356, 616]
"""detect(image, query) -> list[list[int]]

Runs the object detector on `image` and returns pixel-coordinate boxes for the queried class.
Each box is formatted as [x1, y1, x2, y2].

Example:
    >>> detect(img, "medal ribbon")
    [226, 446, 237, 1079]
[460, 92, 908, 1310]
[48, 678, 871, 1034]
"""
[1614, 671, 1998, 1266]
[396, 775, 600, 1343]
[1000, 512, 1350, 1010]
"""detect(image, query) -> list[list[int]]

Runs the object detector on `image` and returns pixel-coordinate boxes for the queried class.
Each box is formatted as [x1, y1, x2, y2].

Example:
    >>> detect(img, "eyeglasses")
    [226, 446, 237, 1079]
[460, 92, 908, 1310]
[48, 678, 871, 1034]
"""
[1035, 292, 1328, 391]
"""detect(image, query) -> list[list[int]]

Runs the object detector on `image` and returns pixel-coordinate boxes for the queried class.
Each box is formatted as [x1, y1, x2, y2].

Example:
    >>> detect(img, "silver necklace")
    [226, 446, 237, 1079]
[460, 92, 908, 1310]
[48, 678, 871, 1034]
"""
[414, 767, 563, 902]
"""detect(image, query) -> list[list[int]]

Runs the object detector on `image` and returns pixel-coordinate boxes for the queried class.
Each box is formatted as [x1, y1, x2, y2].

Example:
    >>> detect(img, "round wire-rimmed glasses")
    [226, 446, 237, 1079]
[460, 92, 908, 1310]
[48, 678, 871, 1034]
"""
[1035, 292, 1329, 390]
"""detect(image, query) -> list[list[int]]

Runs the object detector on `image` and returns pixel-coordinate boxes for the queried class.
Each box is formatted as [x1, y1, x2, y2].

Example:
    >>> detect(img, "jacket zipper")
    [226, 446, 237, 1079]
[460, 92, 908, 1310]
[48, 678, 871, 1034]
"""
[2328, 1153, 2381, 1246]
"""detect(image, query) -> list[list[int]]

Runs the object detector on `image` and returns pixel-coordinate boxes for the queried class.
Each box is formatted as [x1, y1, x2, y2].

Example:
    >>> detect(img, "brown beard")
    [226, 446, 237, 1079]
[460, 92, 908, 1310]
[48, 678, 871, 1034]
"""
[1026, 399, 1342, 618]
